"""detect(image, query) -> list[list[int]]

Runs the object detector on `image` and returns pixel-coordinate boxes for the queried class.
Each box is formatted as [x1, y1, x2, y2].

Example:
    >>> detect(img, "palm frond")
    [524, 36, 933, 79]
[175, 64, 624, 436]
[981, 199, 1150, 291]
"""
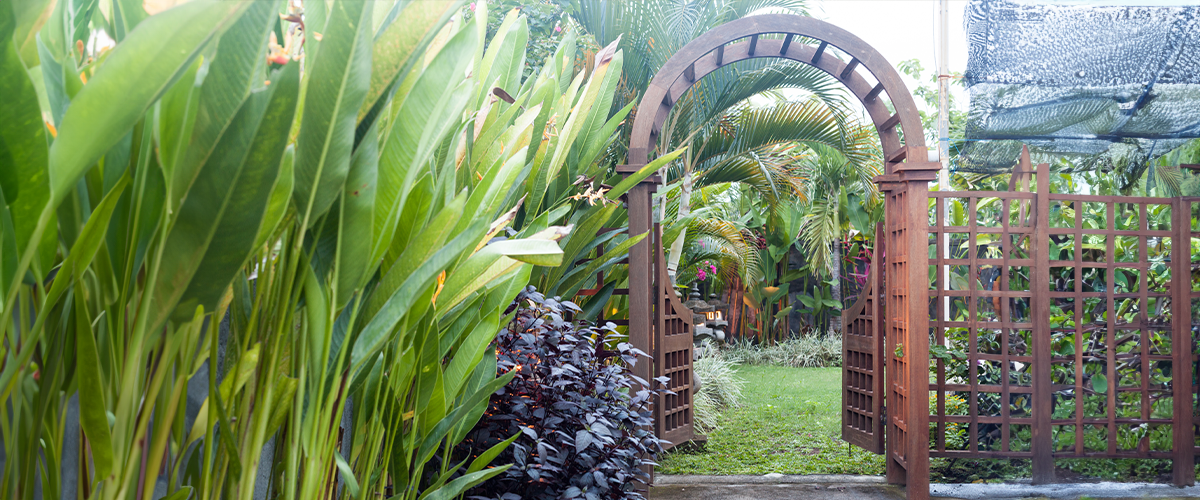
[797, 194, 840, 275]
[693, 98, 846, 168]
[678, 216, 763, 284]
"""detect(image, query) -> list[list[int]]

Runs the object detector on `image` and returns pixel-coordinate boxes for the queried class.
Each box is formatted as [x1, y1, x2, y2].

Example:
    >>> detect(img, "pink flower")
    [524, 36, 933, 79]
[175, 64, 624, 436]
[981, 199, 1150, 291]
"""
[554, 25, 562, 33]
[710, 264, 717, 273]
[469, 2, 476, 11]
[697, 269, 707, 281]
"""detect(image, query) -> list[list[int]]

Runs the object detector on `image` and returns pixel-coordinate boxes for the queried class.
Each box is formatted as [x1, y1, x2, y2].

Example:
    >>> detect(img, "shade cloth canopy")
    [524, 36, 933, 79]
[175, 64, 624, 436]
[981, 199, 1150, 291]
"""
[960, 0, 1200, 174]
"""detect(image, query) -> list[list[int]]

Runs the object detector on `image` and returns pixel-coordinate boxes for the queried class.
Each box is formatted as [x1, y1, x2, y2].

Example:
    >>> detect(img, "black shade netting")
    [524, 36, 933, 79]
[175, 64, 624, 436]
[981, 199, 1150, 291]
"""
[959, 0, 1200, 175]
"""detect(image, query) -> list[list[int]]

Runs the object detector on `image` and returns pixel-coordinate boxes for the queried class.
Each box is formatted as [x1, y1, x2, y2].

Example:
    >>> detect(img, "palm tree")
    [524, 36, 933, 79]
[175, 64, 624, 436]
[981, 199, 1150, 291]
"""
[571, 0, 812, 109]
[795, 127, 883, 330]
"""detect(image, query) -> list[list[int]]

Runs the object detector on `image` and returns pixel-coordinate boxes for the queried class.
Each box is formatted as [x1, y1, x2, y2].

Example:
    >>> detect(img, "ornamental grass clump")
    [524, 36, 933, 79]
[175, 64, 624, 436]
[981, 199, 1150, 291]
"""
[693, 342, 745, 432]
[726, 331, 843, 367]
[458, 287, 664, 500]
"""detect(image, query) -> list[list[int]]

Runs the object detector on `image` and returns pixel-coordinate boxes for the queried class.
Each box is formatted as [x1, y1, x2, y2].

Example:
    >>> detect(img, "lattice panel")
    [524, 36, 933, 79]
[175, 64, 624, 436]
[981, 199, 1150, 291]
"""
[928, 190, 1036, 457]
[653, 224, 695, 448]
[886, 186, 915, 474]
[842, 222, 886, 453]
[1043, 195, 1178, 458]
[926, 159, 1197, 485]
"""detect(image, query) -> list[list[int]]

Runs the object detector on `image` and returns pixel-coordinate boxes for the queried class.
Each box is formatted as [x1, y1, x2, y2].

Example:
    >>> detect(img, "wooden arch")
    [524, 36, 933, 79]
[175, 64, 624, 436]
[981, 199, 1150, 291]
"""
[620, 14, 937, 499]
[623, 14, 934, 173]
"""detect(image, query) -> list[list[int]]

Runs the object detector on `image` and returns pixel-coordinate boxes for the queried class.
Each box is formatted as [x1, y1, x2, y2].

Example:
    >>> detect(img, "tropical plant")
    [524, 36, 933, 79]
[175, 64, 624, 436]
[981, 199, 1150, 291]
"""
[692, 341, 745, 432]
[794, 130, 883, 330]
[455, 287, 663, 500]
[570, 0, 815, 133]
[0, 1, 674, 498]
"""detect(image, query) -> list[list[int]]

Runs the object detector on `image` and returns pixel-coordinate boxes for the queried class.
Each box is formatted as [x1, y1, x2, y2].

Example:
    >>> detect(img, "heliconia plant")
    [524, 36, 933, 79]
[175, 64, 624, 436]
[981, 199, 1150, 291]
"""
[0, 0, 679, 499]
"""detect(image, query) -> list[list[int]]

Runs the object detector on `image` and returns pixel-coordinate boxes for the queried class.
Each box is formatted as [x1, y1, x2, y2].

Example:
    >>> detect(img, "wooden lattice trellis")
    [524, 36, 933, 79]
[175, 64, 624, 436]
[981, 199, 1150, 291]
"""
[921, 152, 1195, 484]
[844, 149, 1200, 495]
[924, 153, 1196, 484]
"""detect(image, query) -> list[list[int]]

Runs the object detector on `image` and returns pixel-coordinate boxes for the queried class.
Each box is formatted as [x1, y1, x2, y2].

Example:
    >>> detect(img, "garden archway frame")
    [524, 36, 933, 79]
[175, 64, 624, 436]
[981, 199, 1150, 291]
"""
[619, 14, 937, 498]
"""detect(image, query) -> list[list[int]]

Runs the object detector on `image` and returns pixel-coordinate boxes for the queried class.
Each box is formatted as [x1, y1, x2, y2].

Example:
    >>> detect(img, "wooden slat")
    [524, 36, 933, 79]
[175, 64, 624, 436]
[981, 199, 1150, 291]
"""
[1030, 160, 1055, 484]
[865, 83, 885, 102]
[780, 34, 794, 54]
[880, 113, 902, 131]
[1173, 197, 1196, 485]
[885, 146, 907, 163]
[840, 58, 860, 80]
[748, 34, 758, 55]
[812, 41, 828, 64]
[715, 43, 724, 66]
[684, 62, 695, 83]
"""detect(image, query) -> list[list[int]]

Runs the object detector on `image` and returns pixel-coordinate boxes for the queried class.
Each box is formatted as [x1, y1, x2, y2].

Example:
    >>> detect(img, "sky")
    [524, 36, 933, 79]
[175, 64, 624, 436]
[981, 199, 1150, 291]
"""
[817, 0, 972, 112]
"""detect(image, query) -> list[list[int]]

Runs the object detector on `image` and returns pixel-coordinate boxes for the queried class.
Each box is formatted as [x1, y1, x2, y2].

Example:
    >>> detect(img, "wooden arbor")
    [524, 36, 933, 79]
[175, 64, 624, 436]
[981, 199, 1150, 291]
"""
[619, 14, 937, 497]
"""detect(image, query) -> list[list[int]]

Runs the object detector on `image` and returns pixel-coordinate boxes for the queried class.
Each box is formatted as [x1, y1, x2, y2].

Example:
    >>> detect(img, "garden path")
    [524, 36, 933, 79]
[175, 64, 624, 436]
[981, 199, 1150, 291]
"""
[650, 475, 906, 499]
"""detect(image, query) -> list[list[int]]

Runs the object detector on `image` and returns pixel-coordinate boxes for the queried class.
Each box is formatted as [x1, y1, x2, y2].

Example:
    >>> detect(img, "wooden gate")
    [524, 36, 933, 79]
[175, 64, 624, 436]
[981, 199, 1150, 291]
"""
[842, 223, 886, 453]
[620, 13, 936, 496]
[926, 152, 1197, 486]
[653, 224, 697, 447]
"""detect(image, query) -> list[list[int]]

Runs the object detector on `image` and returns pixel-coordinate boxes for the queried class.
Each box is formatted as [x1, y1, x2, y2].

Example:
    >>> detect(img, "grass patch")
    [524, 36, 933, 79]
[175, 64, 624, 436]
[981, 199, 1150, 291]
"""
[656, 365, 885, 475]
[657, 364, 1191, 482]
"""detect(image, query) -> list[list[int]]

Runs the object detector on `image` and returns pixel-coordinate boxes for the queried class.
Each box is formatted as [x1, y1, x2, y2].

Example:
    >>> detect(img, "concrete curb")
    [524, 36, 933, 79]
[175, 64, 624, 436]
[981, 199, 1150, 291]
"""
[654, 476, 1200, 499]
[654, 474, 887, 485]
[931, 482, 1200, 499]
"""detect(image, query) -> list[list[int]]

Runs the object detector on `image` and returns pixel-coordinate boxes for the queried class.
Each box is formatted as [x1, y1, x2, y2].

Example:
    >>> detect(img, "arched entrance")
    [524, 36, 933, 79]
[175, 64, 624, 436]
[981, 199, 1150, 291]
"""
[619, 14, 938, 499]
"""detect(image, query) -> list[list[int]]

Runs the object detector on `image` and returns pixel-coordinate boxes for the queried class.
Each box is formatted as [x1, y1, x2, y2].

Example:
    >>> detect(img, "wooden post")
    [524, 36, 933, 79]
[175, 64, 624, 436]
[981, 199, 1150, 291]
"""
[1030, 160, 1055, 484]
[628, 182, 654, 483]
[905, 180, 931, 499]
[1172, 198, 1195, 486]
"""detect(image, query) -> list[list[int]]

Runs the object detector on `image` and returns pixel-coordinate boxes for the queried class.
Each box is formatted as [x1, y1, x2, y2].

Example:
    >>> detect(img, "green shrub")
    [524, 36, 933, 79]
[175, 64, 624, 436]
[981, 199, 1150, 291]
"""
[725, 332, 842, 368]
[930, 393, 969, 450]
[693, 342, 745, 432]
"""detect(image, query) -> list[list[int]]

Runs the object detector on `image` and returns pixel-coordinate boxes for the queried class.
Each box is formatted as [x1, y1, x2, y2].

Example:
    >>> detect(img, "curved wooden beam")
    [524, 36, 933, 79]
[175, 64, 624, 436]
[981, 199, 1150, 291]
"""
[624, 14, 933, 176]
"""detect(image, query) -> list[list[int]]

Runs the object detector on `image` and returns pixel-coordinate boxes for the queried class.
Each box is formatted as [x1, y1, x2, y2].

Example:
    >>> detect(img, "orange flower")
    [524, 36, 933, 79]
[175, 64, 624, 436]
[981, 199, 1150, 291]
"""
[267, 32, 291, 65]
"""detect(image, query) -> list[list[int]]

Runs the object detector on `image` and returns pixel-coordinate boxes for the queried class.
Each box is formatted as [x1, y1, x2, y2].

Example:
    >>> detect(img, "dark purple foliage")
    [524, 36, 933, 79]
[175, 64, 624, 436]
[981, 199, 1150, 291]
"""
[460, 287, 666, 500]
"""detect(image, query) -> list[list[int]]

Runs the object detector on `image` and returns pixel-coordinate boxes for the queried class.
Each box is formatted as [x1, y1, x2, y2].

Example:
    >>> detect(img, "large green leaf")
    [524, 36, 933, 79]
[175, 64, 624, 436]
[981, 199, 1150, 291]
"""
[292, 0, 372, 224]
[475, 11, 526, 106]
[11, 0, 55, 62]
[420, 466, 511, 500]
[0, 6, 56, 277]
[334, 120, 378, 307]
[111, 0, 149, 41]
[373, 24, 478, 266]
[441, 311, 499, 400]
[75, 295, 114, 480]
[150, 62, 298, 329]
[35, 35, 68, 127]
[47, 0, 252, 203]
[172, 0, 276, 206]
[365, 192, 466, 325]
[251, 144, 294, 251]
[156, 58, 202, 185]
[350, 219, 484, 375]
[436, 237, 563, 312]
[451, 147, 526, 237]
[0, 190, 16, 295]
[357, 0, 464, 130]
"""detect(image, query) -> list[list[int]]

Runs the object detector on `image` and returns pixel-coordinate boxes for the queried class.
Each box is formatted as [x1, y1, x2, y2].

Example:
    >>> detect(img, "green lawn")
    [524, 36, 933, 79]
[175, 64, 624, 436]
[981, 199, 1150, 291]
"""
[658, 365, 1182, 483]
[656, 365, 886, 475]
